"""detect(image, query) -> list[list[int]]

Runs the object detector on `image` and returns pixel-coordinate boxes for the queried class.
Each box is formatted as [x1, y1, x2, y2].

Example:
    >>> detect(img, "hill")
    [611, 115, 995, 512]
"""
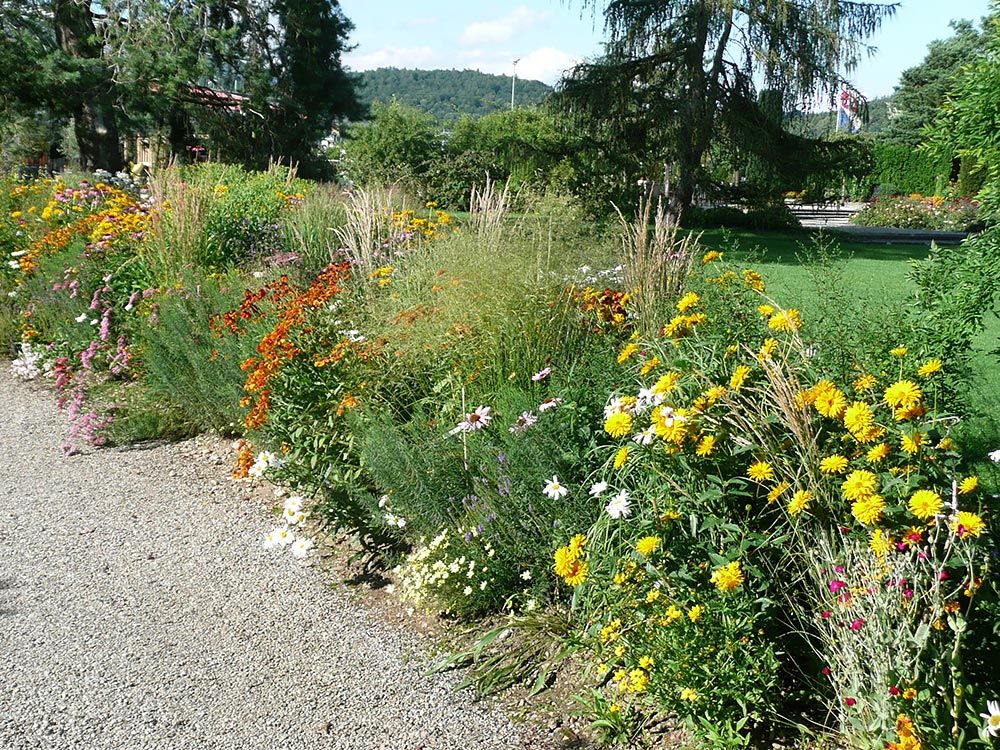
[355, 68, 553, 120]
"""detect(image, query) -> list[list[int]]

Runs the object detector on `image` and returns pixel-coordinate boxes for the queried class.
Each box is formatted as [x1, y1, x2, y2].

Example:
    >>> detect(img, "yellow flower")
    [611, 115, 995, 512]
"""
[613, 446, 629, 470]
[900, 432, 924, 455]
[599, 618, 621, 643]
[757, 304, 775, 317]
[757, 338, 778, 361]
[869, 529, 894, 559]
[729, 364, 751, 390]
[820, 455, 849, 474]
[563, 559, 588, 586]
[645, 588, 661, 603]
[768, 308, 802, 332]
[852, 494, 886, 525]
[695, 435, 716, 457]
[853, 373, 877, 391]
[767, 480, 791, 504]
[844, 401, 875, 439]
[814, 383, 847, 419]
[680, 687, 698, 702]
[688, 605, 703, 622]
[842, 470, 878, 501]
[866, 442, 890, 463]
[661, 604, 682, 624]
[636, 536, 661, 556]
[651, 371, 680, 395]
[884, 380, 922, 410]
[553, 546, 578, 577]
[902, 687, 917, 700]
[638, 655, 654, 670]
[710, 561, 744, 592]
[917, 359, 942, 378]
[639, 356, 660, 375]
[890, 346, 908, 357]
[702, 250, 722, 264]
[950, 511, 986, 538]
[568, 534, 587, 557]
[908, 489, 942, 520]
[748, 460, 775, 482]
[787, 489, 812, 516]
[604, 411, 634, 439]
[742, 269, 765, 291]
[617, 343, 640, 364]
[677, 291, 700, 312]
[958, 476, 978, 495]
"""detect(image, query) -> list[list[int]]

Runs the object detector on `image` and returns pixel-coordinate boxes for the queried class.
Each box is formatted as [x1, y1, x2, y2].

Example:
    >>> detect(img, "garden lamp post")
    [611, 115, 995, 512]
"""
[511, 58, 520, 109]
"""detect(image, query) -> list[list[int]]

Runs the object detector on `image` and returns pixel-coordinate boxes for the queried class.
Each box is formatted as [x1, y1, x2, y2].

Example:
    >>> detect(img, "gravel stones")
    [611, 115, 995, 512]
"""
[0, 370, 528, 749]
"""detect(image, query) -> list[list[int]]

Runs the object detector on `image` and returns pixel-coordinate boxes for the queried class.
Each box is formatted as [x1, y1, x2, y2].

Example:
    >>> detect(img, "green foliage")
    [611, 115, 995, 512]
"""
[926, 12, 1000, 221]
[357, 68, 551, 120]
[868, 142, 953, 197]
[136, 273, 256, 435]
[683, 204, 801, 231]
[909, 228, 1000, 414]
[341, 100, 442, 191]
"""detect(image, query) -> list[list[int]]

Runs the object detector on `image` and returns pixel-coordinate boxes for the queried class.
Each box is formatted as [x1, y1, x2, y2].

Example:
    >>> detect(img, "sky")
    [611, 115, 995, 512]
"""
[339, 0, 994, 99]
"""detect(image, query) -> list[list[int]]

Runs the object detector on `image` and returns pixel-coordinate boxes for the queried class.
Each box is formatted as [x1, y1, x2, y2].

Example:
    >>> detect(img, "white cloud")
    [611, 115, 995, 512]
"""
[516, 47, 580, 85]
[451, 47, 579, 86]
[461, 6, 550, 46]
[344, 46, 437, 71]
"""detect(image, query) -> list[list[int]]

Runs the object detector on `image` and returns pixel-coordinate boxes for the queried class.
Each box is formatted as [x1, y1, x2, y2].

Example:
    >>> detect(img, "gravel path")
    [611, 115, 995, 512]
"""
[0, 370, 528, 750]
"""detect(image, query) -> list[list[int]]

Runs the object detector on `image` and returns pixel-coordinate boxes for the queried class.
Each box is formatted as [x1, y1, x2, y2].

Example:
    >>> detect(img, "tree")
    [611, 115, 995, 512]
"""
[558, 1, 898, 220]
[0, 0, 360, 172]
[885, 18, 987, 146]
[926, 9, 1000, 219]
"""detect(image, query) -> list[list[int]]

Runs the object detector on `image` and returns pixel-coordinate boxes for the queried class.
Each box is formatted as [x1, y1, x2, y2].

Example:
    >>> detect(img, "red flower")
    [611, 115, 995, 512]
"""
[845, 697, 857, 707]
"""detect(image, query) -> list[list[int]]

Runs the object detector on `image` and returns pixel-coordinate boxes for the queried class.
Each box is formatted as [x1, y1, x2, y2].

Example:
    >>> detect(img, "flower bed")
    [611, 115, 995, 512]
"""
[2, 169, 998, 749]
[851, 194, 981, 231]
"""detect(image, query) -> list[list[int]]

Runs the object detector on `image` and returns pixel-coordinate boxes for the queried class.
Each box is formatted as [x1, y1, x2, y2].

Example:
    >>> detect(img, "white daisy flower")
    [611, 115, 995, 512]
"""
[283, 495, 304, 513]
[589, 481, 609, 497]
[989, 449, 1000, 463]
[632, 426, 656, 446]
[75, 313, 88, 323]
[982, 700, 1000, 737]
[265, 526, 295, 548]
[543, 475, 568, 500]
[291, 537, 314, 559]
[605, 491, 632, 520]
[283, 508, 306, 525]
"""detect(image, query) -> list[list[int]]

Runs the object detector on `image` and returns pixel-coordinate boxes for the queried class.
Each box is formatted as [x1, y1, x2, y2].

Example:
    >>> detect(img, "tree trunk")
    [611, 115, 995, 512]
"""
[53, 0, 123, 172]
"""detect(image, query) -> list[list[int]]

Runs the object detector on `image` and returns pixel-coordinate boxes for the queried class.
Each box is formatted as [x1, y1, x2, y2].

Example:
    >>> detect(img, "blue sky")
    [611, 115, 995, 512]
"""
[340, 0, 994, 99]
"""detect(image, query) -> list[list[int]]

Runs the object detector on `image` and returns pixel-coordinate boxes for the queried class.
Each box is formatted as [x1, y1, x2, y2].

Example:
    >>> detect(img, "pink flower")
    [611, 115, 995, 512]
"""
[849, 618, 864, 631]
[531, 367, 551, 381]
[834, 565, 845, 573]
[821, 610, 832, 619]
[538, 397, 563, 412]
[829, 579, 847, 594]
[821, 667, 831, 676]
[939, 570, 949, 581]
[845, 697, 857, 707]
[889, 686, 901, 696]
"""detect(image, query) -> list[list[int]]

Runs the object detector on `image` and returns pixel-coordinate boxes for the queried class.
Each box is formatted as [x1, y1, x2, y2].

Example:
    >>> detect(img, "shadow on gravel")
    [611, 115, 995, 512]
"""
[0, 577, 16, 616]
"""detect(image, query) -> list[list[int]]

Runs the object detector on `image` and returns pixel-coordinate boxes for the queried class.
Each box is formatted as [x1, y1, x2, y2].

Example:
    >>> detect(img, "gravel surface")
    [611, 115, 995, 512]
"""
[0, 370, 529, 750]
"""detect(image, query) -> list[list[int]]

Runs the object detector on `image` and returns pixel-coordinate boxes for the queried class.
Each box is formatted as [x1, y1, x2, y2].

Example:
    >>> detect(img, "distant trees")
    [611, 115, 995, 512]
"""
[356, 69, 552, 120]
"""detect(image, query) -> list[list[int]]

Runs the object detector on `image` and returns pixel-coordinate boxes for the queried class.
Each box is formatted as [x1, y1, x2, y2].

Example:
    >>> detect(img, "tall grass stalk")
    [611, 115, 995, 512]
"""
[468, 177, 514, 248]
[143, 164, 211, 282]
[616, 194, 698, 334]
[333, 185, 400, 276]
